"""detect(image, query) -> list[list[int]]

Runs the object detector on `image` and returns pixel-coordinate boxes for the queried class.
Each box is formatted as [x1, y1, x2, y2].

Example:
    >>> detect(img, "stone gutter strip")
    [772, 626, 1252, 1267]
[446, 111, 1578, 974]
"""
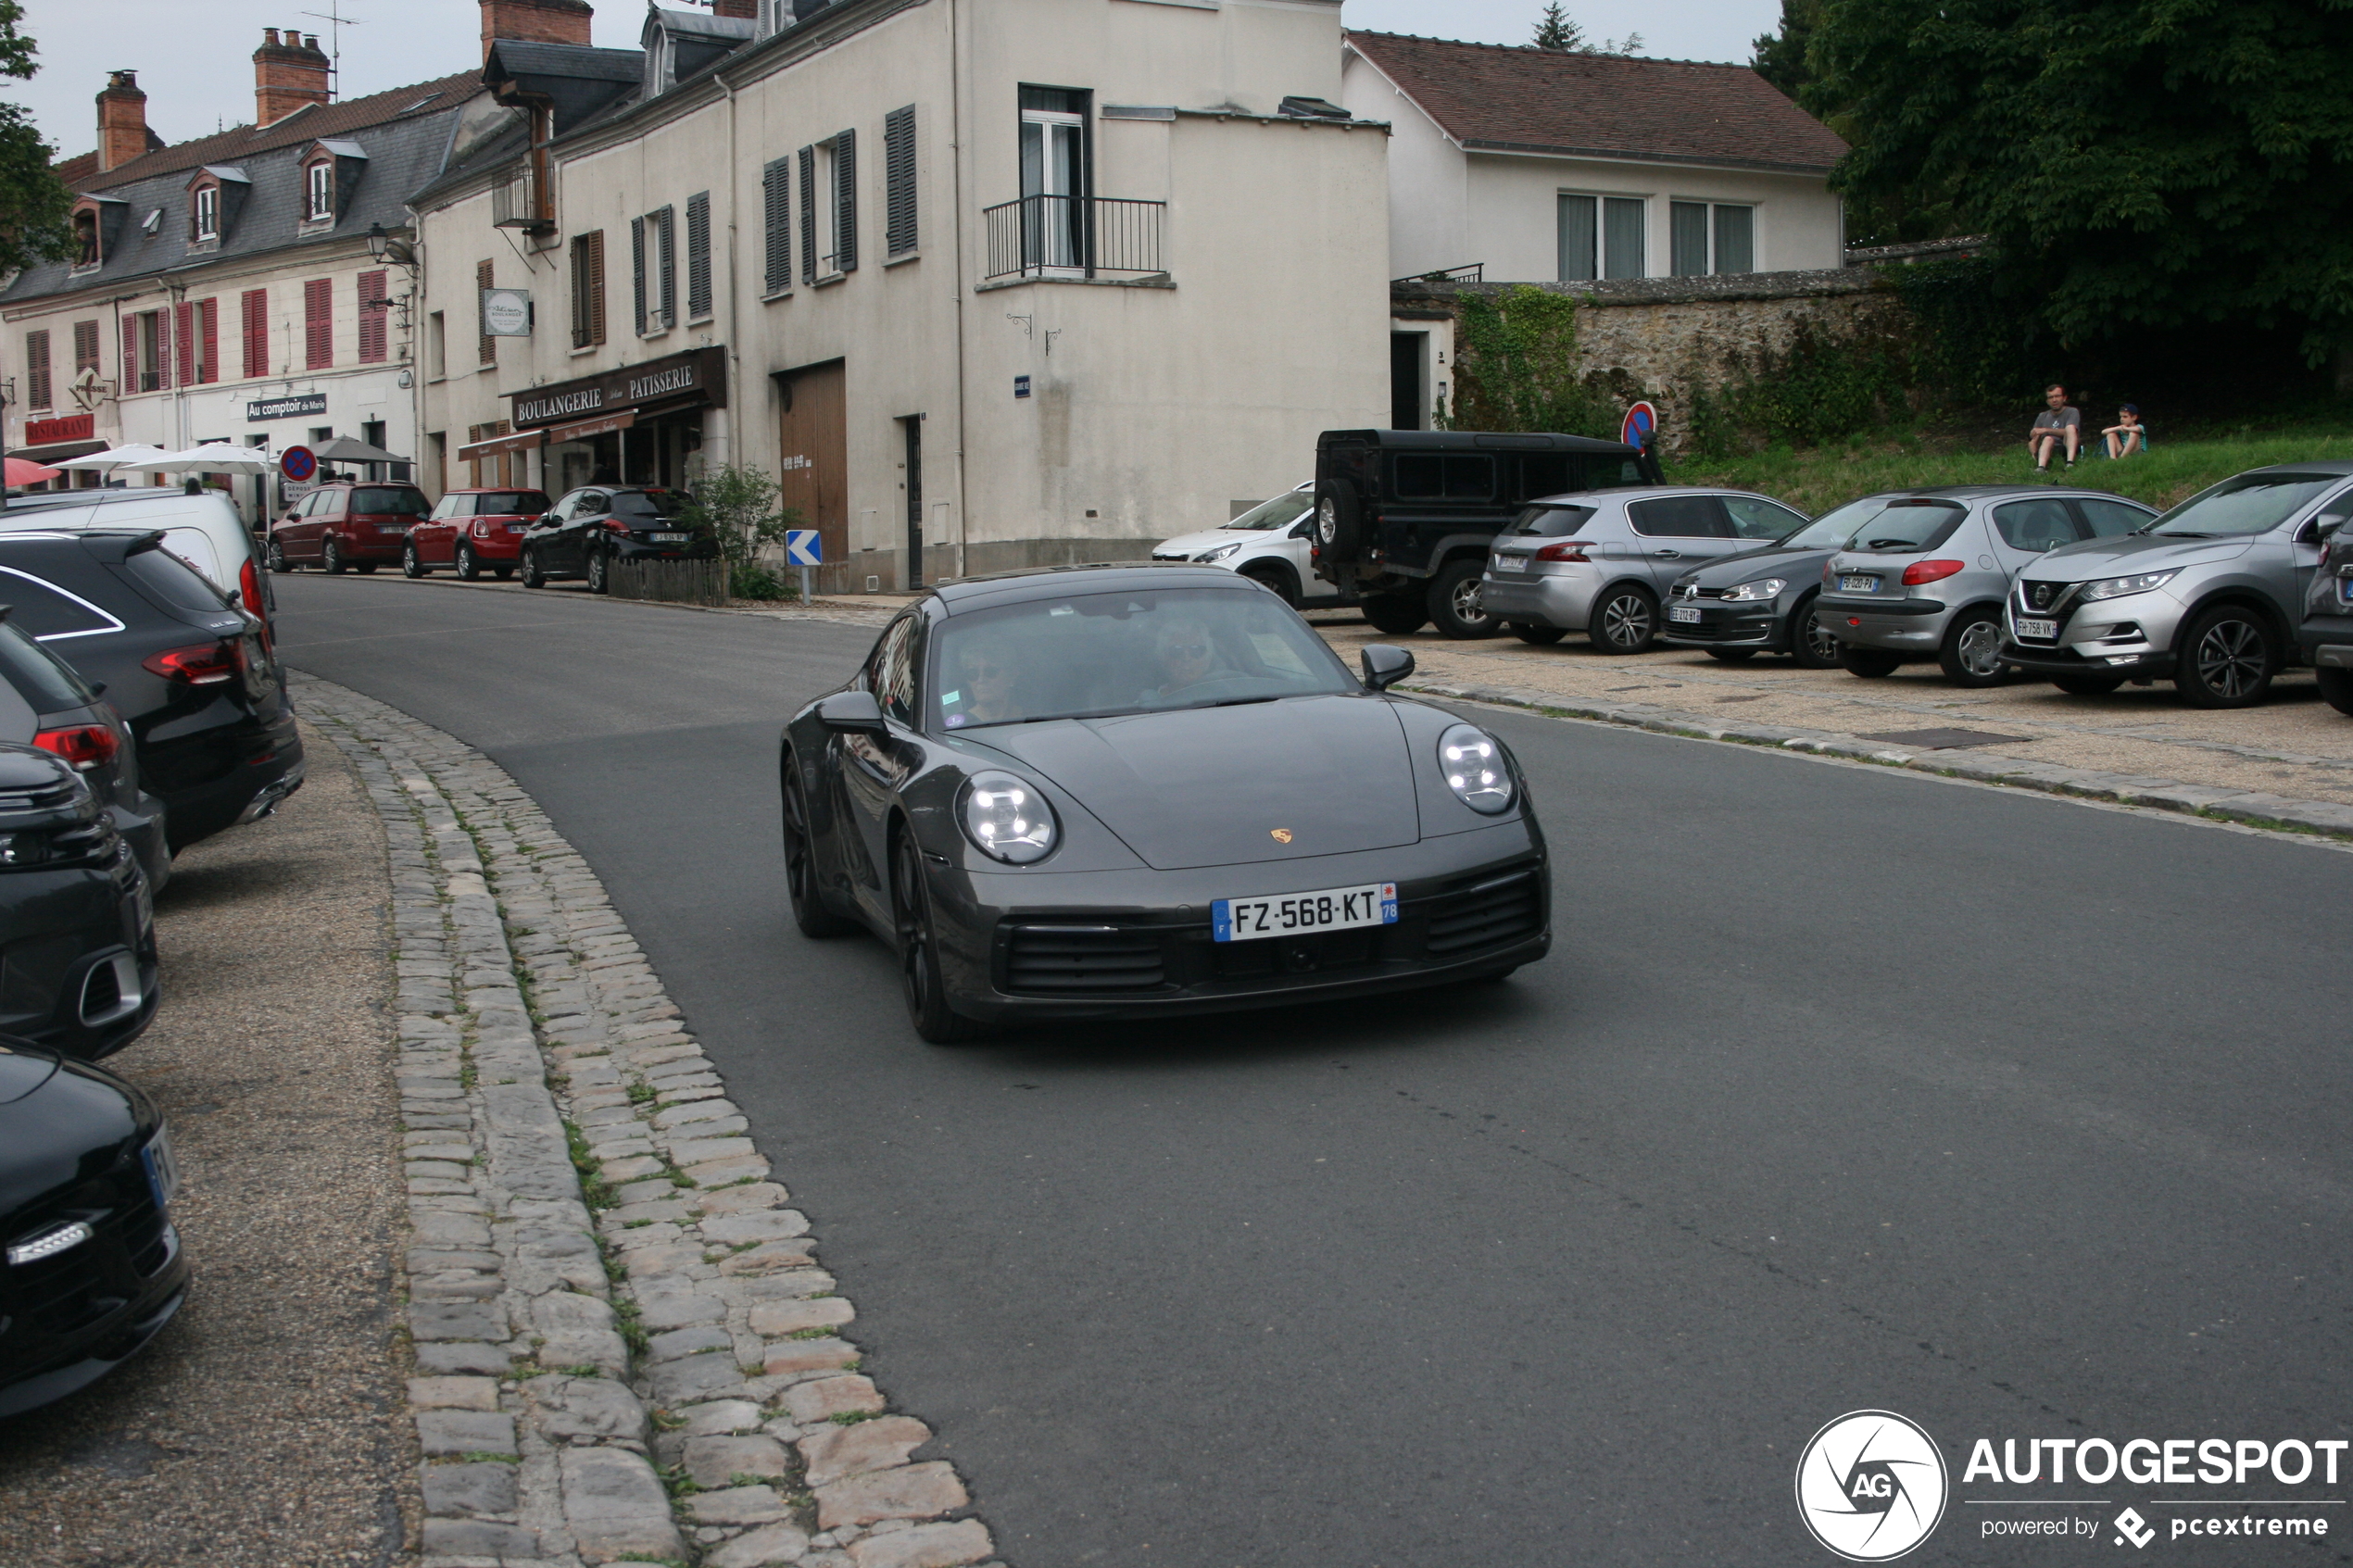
[296, 671, 999, 1568]
[1403, 678, 2353, 843]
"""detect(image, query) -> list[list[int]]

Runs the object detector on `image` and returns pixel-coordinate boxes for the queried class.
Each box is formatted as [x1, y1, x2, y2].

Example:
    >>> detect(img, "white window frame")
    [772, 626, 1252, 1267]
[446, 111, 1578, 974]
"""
[1668, 198, 1759, 277]
[1557, 191, 1648, 282]
[306, 160, 333, 222]
[194, 185, 219, 242]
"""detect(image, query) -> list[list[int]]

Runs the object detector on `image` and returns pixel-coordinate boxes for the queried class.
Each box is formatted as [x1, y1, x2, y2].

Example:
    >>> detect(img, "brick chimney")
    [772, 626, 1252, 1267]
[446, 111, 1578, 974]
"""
[95, 70, 148, 173]
[254, 28, 331, 127]
[711, 0, 757, 16]
[480, 0, 595, 62]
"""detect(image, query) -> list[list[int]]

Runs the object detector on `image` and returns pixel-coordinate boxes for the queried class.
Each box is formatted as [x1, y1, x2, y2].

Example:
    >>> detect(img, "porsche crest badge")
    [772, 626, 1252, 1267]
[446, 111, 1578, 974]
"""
[1270, 828, 1293, 844]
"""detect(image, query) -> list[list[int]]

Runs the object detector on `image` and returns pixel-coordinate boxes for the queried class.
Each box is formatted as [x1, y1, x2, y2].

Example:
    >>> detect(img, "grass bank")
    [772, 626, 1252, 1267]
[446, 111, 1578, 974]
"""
[1673, 420, 2353, 517]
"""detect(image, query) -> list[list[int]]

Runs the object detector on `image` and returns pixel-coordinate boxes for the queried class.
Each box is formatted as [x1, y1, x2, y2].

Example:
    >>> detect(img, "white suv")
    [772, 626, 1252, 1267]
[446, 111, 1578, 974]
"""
[1151, 484, 1334, 608]
[0, 487, 266, 617]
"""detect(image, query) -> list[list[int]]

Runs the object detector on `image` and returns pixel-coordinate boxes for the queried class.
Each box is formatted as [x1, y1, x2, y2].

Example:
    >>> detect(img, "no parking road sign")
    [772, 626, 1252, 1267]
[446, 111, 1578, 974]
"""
[785, 529, 822, 566]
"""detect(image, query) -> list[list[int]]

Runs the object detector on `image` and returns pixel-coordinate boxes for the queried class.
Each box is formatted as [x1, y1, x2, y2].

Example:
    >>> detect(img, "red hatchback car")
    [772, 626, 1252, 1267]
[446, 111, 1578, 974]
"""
[266, 481, 431, 574]
[406, 487, 550, 581]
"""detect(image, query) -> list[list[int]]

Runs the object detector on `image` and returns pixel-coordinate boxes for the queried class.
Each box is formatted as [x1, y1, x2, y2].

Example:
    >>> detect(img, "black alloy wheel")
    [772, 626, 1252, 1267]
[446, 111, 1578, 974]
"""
[2314, 665, 2353, 717]
[267, 538, 291, 573]
[519, 549, 545, 590]
[1511, 621, 1567, 646]
[456, 543, 481, 581]
[781, 759, 853, 938]
[2050, 672, 2127, 696]
[1243, 565, 1300, 608]
[1841, 646, 1903, 678]
[1587, 584, 1659, 654]
[586, 549, 610, 596]
[2174, 605, 2276, 709]
[1705, 647, 1758, 662]
[322, 536, 346, 575]
[402, 544, 426, 578]
[1428, 558, 1500, 639]
[1361, 595, 1429, 635]
[1937, 608, 2011, 688]
[891, 832, 984, 1044]
[1788, 596, 1843, 670]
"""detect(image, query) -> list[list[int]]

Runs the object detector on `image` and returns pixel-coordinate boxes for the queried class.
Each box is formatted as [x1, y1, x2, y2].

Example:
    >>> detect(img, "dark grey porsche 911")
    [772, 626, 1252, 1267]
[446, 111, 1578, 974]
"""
[778, 563, 1551, 1042]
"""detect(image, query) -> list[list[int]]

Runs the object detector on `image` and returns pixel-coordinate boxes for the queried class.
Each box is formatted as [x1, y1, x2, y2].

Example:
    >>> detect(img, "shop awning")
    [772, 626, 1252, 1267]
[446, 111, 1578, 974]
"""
[11, 438, 108, 464]
[456, 427, 545, 462]
[541, 408, 636, 445]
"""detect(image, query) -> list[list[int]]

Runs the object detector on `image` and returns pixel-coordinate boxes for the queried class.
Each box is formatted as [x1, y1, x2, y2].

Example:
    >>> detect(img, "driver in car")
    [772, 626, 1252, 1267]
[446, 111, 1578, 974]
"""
[952, 633, 1022, 725]
[1142, 614, 1237, 704]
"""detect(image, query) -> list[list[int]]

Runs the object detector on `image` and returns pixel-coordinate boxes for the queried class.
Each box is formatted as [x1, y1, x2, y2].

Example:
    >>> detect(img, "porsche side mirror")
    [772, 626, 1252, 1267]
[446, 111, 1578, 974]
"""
[1361, 644, 1415, 692]
[817, 690, 887, 732]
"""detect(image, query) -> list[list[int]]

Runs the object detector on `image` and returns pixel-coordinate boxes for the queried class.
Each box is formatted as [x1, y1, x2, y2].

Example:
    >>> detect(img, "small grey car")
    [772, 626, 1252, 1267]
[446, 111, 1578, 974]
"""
[1478, 487, 1808, 653]
[1815, 486, 2156, 686]
[2004, 462, 2353, 707]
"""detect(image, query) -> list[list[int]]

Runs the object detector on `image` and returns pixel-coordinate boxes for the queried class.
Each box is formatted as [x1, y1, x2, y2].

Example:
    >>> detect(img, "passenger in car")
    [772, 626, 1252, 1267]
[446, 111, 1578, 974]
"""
[1143, 614, 1231, 703]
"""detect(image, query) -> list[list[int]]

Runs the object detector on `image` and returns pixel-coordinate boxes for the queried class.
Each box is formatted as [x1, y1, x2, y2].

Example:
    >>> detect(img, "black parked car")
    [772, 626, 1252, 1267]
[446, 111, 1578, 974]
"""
[0, 614, 169, 888]
[518, 485, 717, 595]
[1658, 496, 1891, 669]
[0, 745, 156, 1060]
[0, 1035, 186, 1418]
[1310, 429, 1663, 638]
[0, 531, 302, 850]
[779, 563, 1550, 1043]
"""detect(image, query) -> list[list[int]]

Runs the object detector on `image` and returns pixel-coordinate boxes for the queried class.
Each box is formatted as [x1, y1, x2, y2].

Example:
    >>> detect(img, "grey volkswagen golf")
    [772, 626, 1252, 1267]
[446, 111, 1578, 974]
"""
[1814, 486, 2156, 686]
[2003, 462, 2353, 706]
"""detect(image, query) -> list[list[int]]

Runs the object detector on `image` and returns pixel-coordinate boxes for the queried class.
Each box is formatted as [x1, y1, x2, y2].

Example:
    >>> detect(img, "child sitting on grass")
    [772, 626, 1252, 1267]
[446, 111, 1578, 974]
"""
[2101, 405, 2148, 458]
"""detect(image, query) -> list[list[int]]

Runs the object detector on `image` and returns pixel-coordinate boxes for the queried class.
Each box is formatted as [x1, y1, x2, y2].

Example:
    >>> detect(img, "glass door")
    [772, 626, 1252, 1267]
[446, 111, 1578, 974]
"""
[1019, 106, 1086, 273]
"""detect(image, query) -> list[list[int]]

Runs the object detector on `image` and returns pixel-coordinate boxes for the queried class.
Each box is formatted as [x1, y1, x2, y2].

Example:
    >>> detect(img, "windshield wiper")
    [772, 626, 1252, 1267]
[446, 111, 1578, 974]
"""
[2154, 531, 2211, 539]
[1210, 695, 1279, 708]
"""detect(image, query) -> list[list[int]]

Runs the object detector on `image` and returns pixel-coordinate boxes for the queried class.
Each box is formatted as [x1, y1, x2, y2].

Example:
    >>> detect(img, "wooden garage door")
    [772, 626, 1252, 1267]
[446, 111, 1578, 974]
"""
[776, 359, 848, 590]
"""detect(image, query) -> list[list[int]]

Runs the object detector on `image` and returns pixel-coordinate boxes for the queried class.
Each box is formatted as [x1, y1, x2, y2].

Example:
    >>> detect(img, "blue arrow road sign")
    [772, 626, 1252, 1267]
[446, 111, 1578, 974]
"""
[786, 529, 822, 566]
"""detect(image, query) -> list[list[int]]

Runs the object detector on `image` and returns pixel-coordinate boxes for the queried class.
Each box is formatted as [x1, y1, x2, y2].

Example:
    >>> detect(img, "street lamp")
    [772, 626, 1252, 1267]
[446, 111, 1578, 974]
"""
[367, 222, 418, 268]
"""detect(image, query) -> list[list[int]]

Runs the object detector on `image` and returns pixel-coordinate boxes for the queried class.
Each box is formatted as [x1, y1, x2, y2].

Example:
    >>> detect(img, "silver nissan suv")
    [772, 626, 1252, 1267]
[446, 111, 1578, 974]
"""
[2001, 463, 2353, 708]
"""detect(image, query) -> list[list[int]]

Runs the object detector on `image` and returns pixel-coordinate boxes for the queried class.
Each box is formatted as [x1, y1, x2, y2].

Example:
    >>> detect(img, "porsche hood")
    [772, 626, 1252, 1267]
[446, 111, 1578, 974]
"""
[971, 695, 1421, 871]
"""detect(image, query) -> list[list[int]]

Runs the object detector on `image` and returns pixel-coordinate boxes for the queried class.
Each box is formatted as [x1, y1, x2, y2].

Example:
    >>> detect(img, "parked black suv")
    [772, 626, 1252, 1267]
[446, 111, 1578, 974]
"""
[1310, 430, 1663, 637]
[519, 485, 718, 595]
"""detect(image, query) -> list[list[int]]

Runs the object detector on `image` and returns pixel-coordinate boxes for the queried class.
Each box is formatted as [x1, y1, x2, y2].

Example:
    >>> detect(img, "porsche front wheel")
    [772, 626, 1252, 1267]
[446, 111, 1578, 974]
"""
[891, 833, 987, 1045]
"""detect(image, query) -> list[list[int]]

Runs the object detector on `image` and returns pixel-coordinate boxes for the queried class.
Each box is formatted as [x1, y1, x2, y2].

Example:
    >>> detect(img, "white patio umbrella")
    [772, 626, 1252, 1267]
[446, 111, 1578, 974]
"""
[145, 443, 281, 474]
[51, 443, 174, 472]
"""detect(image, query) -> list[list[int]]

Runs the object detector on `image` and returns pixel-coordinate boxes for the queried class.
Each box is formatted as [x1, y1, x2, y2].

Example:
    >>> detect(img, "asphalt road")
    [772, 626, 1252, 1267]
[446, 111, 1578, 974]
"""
[277, 574, 2353, 1566]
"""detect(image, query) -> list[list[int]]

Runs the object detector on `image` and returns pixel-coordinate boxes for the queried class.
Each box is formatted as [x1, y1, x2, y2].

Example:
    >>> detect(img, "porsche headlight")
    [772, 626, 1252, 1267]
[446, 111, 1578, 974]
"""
[2080, 569, 2179, 601]
[1438, 724, 1514, 815]
[1199, 541, 1243, 562]
[1720, 577, 1787, 602]
[960, 771, 1058, 863]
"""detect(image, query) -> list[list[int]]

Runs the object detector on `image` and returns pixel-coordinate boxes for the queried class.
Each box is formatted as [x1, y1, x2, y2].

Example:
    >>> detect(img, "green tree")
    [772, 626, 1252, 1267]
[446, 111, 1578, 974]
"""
[1531, 3, 1584, 51]
[1812, 0, 2353, 361]
[678, 464, 805, 599]
[0, 0, 76, 275]
[1750, 0, 1820, 100]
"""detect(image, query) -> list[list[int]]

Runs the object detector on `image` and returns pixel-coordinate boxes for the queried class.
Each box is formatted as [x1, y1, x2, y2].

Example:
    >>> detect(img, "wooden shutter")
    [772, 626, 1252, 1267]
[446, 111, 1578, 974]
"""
[631, 217, 648, 335]
[884, 106, 916, 257]
[174, 302, 195, 389]
[655, 206, 676, 330]
[586, 231, 606, 345]
[197, 298, 219, 383]
[686, 192, 711, 321]
[121, 311, 134, 394]
[306, 277, 333, 369]
[23, 331, 48, 409]
[799, 145, 815, 284]
[73, 320, 100, 375]
[762, 157, 791, 294]
[358, 270, 388, 363]
[834, 129, 858, 272]
[476, 259, 497, 364]
[241, 290, 268, 378]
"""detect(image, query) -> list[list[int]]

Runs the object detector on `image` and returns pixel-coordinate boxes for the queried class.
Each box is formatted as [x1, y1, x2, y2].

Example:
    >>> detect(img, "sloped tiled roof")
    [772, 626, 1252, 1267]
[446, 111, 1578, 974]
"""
[53, 129, 167, 191]
[67, 69, 485, 193]
[1347, 31, 1847, 175]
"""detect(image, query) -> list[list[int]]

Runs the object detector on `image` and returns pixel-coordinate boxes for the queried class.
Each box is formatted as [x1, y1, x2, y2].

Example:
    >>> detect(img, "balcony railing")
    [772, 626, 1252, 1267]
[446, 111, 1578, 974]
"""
[983, 195, 1165, 282]
[493, 163, 553, 232]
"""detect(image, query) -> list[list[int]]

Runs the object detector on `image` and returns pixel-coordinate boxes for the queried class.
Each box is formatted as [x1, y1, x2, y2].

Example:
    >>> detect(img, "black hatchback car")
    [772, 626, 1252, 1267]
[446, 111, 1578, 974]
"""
[0, 531, 302, 850]
[0, 614, 169, 888]
[518, 485, 716, 595]
[0, 1036, 186, 1418]
[0, 745, 156, 1060]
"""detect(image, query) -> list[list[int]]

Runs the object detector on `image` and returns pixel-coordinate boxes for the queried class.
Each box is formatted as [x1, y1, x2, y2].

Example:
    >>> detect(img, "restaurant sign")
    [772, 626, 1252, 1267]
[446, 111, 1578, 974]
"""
[509, 345, 727, 430]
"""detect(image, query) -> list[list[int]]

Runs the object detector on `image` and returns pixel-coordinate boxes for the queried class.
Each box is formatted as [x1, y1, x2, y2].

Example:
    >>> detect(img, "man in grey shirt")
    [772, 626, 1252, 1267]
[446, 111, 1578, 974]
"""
[2028, 383, 2082, 470]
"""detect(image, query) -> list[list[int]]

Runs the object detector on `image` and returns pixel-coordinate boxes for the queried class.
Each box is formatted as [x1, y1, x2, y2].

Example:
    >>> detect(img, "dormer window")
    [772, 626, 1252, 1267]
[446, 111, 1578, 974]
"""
[73, 209, 98, 268]
[307, 159, 333, 221]
[194, 184, 220, 242]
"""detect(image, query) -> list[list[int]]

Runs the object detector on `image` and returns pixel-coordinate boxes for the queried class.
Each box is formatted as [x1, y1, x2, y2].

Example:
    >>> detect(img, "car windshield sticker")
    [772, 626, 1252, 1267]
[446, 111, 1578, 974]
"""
[941, 690, 960, 706]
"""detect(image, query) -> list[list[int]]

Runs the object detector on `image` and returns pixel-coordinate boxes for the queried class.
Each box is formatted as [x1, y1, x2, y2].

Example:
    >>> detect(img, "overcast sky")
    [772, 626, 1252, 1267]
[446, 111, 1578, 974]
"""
[9, 0, 1782, 157]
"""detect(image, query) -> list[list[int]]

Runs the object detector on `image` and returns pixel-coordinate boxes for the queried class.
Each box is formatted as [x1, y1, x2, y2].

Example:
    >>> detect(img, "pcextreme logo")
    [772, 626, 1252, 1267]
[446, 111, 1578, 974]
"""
[1796, 1410, 1952, 1562]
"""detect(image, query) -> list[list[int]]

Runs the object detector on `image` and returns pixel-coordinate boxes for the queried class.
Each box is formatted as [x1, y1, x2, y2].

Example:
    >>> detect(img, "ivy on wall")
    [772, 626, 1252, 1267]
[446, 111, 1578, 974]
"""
[1444, 285, 1621, 439]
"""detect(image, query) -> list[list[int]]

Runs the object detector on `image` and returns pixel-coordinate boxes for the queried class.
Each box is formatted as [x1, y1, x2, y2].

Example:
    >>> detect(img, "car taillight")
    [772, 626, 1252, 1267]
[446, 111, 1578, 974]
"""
[1902, 558, 1965, 586]
[604, 520, 632, 534]
[144, 640, 245, 685]
[1534, 540, 1592, 562]
[34, 723, 120, 771]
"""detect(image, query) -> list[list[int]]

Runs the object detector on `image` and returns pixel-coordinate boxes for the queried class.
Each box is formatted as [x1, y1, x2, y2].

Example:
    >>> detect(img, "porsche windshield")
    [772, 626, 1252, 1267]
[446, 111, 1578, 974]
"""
[934, 587, 1356, 730]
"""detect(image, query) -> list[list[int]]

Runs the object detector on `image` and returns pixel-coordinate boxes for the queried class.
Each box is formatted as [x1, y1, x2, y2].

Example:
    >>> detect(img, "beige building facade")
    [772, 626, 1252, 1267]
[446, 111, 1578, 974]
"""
[414, 0, 1391, 592]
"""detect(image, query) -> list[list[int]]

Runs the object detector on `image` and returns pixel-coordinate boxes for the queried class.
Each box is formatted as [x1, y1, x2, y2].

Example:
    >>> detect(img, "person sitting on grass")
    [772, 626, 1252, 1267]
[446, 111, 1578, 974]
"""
[2028, 384, 2082, 470]
[2101, 404, 2148, 458]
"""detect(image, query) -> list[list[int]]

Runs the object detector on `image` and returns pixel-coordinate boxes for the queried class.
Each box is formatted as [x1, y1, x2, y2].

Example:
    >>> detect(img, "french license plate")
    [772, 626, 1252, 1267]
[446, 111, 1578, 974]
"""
[1214, 882, 1397, 943]
[1492, 556, 1527, 572]
[2341, 577, 2353, 603]
[1839, 574, 1879, 592]
[1667, 605, 1702, 623]
[650, 532, 690, 544]
[143, 1127, 180, 1208]
[2016, 616, 2057, 640]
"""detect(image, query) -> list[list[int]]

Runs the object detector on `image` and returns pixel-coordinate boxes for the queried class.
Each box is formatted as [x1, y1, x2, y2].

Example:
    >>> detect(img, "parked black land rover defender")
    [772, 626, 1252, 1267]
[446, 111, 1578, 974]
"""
[1310, 430, 1663, 637]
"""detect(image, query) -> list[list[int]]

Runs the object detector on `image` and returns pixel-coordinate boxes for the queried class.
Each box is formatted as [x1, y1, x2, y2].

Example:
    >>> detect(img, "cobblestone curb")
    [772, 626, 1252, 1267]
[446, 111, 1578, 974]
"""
[1403, 678, 2353, 844]
[294, 672, 999, 1568]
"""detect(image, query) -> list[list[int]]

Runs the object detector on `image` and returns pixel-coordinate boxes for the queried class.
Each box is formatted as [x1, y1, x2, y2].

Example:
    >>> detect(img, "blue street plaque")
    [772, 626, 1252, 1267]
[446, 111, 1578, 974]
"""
[785, 529, 823, 567]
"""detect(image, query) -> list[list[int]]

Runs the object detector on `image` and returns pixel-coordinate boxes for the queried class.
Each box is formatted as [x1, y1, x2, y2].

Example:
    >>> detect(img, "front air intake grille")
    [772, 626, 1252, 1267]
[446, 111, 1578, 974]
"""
[1422, 871, 1543, 957]
[3, 1182, 166, 1337]
[1003, 925, 1167, 994]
